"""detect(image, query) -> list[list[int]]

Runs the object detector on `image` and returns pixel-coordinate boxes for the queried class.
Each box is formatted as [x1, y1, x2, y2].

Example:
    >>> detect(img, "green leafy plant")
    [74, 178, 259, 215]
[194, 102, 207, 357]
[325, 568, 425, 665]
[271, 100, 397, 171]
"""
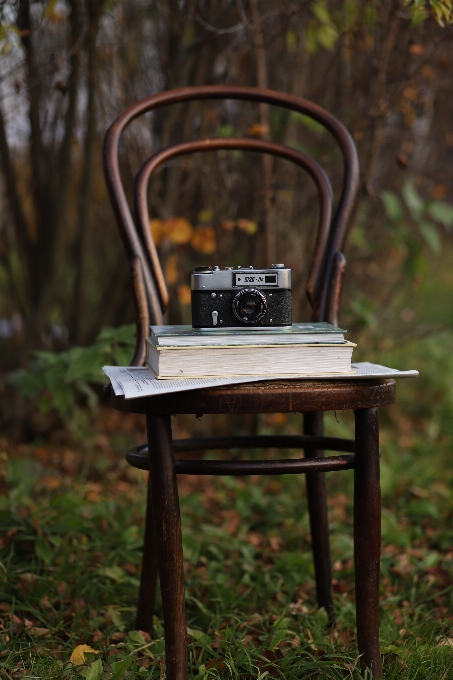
[7, 324, 135, 425]
[306, 0, 339, 53]
[405, 0, 453, 26]
[380, 178, 453, 274]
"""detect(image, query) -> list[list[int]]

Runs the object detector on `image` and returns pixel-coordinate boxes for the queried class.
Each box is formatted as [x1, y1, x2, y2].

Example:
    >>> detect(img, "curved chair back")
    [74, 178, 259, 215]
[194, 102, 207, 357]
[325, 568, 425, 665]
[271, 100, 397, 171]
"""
[103, 86, 359, 365]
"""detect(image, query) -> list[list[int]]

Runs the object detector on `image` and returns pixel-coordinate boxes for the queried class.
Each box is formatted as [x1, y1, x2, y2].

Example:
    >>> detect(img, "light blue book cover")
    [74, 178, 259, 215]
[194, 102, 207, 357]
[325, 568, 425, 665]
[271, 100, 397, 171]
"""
[149, 323, 346, 347]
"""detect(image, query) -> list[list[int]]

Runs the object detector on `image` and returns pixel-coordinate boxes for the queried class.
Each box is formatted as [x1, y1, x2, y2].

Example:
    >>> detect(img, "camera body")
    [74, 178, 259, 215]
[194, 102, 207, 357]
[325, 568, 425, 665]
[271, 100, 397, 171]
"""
[191, 264, 292, 329]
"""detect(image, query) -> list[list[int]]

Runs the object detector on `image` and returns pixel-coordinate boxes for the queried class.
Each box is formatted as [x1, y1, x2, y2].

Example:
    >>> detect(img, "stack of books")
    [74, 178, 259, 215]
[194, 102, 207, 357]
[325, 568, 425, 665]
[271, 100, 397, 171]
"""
[146, 323, 356, 379]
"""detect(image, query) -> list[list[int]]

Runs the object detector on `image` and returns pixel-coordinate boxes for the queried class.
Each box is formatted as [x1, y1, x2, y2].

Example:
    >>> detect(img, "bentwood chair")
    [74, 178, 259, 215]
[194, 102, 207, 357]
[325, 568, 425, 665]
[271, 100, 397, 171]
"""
[103, 86, 395, 680]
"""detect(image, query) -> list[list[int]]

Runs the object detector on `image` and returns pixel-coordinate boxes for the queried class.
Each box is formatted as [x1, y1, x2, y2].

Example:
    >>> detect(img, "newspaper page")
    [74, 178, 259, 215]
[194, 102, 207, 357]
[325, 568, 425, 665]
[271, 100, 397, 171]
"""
[102, 363, 418, 399]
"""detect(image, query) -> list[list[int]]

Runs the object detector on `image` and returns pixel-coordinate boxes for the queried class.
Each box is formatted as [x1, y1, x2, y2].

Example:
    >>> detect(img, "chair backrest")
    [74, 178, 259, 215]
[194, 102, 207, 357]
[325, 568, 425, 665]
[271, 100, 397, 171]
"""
[103, 86, 359, 366]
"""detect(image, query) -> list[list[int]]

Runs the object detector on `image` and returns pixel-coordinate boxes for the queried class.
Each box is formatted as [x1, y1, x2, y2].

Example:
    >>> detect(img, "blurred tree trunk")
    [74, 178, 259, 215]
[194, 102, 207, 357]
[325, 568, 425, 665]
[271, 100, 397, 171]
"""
[249, 0, 274, 265]
[72, 0, 106, 343]
[0, 0, 90, 359]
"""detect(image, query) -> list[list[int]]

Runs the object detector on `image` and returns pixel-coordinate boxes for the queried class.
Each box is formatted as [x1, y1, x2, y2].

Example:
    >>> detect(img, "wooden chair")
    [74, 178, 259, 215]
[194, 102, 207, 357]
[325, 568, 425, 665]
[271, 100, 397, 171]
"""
[103, 86, 395, 680]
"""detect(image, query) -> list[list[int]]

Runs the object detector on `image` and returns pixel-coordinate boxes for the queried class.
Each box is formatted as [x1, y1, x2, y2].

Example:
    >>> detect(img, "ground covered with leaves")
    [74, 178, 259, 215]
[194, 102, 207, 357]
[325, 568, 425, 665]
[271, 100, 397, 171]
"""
[1, 336, 453, 679]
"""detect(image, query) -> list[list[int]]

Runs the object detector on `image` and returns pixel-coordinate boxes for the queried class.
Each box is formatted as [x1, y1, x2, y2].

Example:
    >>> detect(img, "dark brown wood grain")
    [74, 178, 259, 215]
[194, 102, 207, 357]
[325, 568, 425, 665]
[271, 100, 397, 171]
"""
[354, 408, 383, 679]
[108, 378, 396, 415]
[135, 480, 159, 634]
[147, 414, 188, 680]
[175, 455, 355, 475]
[304, 412, 335, 625]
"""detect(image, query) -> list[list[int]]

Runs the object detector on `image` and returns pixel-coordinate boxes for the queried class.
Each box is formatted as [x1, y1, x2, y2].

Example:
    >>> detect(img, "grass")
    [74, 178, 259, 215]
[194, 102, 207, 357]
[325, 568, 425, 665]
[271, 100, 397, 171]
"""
[1, 333, 453, 679]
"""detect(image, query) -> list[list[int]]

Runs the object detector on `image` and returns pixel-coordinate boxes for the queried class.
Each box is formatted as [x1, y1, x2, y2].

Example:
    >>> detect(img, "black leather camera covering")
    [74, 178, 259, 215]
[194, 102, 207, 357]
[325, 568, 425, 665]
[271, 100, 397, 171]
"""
[191, 289, 292, 328]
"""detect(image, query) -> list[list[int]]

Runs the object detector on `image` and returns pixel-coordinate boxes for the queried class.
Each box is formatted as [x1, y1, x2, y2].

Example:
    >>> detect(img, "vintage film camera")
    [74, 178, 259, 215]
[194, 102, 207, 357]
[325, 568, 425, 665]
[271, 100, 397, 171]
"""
[191, 264, 292, 329]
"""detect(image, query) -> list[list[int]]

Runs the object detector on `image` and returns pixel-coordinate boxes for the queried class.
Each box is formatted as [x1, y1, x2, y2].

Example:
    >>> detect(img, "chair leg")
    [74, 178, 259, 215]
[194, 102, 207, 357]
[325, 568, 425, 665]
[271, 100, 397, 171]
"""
[136, 478, 159, 633]
[354, 408, 382, 679]
[146, 414, 188, 680]
[304, 412, 335, 625]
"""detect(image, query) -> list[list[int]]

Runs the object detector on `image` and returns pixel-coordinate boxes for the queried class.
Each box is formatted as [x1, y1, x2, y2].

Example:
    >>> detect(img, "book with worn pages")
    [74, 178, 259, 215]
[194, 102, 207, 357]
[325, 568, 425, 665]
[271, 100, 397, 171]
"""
[146, 339, 356, 378]
[149, 322, 346, 347]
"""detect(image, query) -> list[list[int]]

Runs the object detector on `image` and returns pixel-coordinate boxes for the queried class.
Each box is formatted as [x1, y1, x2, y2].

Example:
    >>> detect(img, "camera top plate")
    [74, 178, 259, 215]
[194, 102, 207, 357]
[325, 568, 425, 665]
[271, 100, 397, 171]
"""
[191, 266, 291, 291]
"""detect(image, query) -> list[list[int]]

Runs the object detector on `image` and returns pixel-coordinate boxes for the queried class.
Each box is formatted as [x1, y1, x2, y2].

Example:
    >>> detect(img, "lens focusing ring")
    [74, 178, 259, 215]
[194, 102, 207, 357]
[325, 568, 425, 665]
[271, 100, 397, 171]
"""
[232, 288, 268, 324]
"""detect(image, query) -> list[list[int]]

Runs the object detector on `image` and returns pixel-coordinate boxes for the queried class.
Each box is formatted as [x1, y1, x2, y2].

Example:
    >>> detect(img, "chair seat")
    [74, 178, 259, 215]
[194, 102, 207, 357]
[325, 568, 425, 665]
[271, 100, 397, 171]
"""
[106, 377, 396, 415]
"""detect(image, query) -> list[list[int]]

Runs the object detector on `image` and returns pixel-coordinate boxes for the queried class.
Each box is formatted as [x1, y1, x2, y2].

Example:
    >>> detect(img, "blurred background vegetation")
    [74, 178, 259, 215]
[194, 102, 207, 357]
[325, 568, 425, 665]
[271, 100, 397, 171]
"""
[0, 0, 452, 439]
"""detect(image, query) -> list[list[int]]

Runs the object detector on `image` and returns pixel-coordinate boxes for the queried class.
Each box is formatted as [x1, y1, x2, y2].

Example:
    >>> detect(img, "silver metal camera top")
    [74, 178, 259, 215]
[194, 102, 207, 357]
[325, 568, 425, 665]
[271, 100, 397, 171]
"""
[191, 265, 291, 290]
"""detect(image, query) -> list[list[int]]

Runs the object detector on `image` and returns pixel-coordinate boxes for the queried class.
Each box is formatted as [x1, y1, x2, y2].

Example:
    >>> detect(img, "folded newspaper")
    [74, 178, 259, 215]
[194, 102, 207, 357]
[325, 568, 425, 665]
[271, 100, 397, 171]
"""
[103, 363, 418, 400]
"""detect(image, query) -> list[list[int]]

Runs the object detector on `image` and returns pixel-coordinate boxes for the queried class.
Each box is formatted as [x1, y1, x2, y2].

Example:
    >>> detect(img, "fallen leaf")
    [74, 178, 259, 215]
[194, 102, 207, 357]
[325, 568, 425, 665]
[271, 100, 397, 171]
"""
[191, 226, 216, 253]
[40, 596, 51, 610]
[437, 637, 453, 647]
[269, 536, 281, 552]
[247, 123, 269, 137]
[409, 44, 425, 55]
[70, 644, 100, 665]
[164, 217, 193, 244]
[18, 573, 38, 584]
[28, 627, 51, 637]
[92, 629, 105, 644]
[198, 208, 214, 223]
[110, 631, 126, 641]
[40, 475, 61, 490]
[137, 630, 152, 643]
[236, 218, 258, 235]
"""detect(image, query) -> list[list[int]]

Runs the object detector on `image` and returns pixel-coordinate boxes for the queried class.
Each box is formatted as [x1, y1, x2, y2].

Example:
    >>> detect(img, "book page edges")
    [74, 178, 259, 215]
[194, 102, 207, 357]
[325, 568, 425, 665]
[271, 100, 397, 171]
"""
[150, 341, 357, 351]
[146, 364, 357, 379]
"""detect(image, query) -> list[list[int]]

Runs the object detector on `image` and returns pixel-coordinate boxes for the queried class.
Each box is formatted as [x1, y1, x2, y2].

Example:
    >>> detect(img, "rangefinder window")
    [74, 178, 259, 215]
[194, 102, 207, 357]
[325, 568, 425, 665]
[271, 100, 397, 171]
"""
[234, 273, 278, 286]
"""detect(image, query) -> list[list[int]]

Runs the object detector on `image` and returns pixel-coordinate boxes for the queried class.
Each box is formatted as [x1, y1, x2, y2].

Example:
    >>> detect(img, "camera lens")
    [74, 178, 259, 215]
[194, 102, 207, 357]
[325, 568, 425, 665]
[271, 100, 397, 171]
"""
[232, 288, 267, 324]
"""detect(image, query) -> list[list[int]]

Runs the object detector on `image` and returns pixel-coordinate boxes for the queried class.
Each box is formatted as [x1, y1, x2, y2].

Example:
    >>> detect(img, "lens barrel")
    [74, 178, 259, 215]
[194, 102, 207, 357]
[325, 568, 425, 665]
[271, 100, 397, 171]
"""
[232, 288, 268, 324]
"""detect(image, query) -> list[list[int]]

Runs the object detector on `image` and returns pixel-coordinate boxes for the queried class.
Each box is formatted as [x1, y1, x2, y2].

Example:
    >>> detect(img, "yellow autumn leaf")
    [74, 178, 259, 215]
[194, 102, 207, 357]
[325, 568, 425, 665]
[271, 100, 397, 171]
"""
[236, 219, 258, 235]
[69, 644, 100, 665]
[163, 217, 193, 244]
[177, 284, 192, 306]
[191, 226, 216, 254]
[198, 208, 214, 223]
[150, 218, 164, 246]
[28, 627, 51, 637]
[165, 255, 179, 285]
[247, 123, 269, 137]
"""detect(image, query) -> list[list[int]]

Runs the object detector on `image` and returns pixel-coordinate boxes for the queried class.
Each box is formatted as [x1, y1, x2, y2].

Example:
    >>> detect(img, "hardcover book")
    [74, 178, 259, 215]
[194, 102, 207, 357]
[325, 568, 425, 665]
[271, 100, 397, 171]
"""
[146, 340, 356, 379]
[149, 322, 346, 347]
